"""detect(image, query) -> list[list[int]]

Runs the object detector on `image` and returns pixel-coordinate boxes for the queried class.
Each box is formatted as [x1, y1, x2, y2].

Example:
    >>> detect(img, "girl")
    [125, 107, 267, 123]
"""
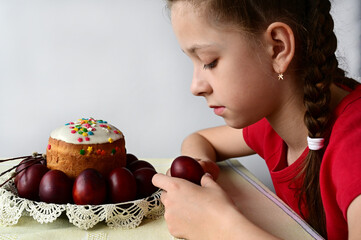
[152, 0, 361, 239]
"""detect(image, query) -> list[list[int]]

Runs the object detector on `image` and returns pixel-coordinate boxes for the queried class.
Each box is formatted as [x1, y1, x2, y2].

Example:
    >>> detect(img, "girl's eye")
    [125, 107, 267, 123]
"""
[203, 59, 218, 70]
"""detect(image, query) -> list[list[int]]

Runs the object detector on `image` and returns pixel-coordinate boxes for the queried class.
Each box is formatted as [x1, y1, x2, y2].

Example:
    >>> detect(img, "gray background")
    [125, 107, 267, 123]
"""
[0, 0, 359, 190]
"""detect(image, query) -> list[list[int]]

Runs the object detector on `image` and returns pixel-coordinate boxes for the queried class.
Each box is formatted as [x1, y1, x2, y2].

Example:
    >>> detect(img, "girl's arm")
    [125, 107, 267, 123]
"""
[347, 195, 361, 239]
[181, 125, 256, 178]
[181, 125, 255, 161]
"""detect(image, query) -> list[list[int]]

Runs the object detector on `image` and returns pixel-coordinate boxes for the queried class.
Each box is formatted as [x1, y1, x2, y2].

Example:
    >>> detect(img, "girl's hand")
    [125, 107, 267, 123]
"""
[152, 172, 239, 240]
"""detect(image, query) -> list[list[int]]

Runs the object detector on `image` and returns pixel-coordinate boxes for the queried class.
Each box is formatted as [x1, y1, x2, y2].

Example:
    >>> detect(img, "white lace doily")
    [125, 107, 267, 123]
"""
[0, 171, 164, 230]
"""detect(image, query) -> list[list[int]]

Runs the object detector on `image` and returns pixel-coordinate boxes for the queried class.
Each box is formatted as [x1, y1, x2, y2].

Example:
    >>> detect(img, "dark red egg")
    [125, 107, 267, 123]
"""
[39, 170, 73, 204]
[126, 153, 139, 167]
[170, 156, 205, 185]
[133, 168, 158, 199]
[108, 167, 137, 203]
[128, 160, 155, 172]
[16, 164, 49, 201]
[14, 159, 42, 185]
[72, 168, 107, 205]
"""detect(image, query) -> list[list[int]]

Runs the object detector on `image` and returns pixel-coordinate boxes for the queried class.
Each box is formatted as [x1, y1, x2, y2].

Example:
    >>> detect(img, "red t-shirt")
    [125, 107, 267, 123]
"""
[243, 85, 361, 239]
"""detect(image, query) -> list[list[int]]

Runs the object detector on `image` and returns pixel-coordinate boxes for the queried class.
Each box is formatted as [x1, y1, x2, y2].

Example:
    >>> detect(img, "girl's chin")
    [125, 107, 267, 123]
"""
[223, 118, 246, 129]
[223, 115, 258, 129]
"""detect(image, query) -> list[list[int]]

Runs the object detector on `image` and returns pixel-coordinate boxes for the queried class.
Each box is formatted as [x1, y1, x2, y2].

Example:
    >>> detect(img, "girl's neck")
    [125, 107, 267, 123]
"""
[266, 79, 308, 165]
[266, 83, 350, 165]
[268, 106, 308, 165]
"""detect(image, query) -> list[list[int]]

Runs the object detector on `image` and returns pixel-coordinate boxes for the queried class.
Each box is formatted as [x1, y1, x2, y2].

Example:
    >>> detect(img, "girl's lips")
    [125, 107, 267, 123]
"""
[211, 106, 225, 116]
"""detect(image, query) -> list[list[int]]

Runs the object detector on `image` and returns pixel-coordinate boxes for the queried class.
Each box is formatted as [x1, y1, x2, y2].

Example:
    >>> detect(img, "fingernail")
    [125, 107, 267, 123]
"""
[204, 172, 213, 179]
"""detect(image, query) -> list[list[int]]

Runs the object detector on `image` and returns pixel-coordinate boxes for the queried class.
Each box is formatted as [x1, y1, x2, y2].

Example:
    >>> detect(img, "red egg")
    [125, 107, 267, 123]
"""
[72, 168, 107, 205]
[16, 164, 49, 201]
[39, 170, 73, 204]
[126, 153, 139, 167]
[14, 159, 41, 186]
[133, 168, 158, 199]
[170, 156, 205, 185]
[128, 160, 155, 172]
[108, 167, 137, 203]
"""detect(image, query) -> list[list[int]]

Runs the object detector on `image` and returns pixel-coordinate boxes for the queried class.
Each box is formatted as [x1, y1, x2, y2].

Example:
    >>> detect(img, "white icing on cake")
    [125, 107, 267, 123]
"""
[50, 118, 123, 144]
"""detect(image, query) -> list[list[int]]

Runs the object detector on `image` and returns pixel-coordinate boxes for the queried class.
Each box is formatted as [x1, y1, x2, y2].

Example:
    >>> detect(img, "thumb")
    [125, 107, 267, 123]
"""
[201, 172, 219, 188]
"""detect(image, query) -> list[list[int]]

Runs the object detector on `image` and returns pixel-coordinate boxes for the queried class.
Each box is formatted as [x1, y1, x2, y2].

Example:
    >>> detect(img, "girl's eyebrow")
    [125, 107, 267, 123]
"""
[183, 44, 216, 54]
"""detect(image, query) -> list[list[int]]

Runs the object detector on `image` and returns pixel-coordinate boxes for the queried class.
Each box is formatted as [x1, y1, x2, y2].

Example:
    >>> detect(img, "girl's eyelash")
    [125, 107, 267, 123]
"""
[203, 59, 218, 70]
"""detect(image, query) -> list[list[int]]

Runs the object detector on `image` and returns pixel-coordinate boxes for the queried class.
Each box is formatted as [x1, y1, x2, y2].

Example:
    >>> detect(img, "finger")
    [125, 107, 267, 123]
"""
[166, 168, 171, 176]
[152, 173, 178, 191]
[201, 172, 219, 189]
[152, 173, 169, 189]
[160, 189, 167, 204]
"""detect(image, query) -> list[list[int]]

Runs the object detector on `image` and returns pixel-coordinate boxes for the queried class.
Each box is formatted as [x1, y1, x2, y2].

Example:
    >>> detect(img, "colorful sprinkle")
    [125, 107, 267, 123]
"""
[80, 149, 85, 155]
[111, 149, 116, 155]
[64, 118, 123, 144]
[87, 146, 93, 153]
[48, 144, 51, 150]
[101, 150, 106, 156]
[96, 149, 102, 155]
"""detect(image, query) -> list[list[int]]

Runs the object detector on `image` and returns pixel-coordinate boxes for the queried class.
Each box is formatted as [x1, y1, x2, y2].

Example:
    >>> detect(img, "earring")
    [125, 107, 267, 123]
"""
[278, 72, 284, 80]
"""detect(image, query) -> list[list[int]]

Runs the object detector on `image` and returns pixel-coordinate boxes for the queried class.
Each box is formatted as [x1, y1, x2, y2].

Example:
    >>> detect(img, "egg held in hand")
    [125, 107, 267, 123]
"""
[170, 156, 205, 185]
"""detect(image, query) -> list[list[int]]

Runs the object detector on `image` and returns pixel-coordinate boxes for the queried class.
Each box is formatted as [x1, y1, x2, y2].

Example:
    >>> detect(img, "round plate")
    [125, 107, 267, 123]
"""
[0, 171, 164, 230]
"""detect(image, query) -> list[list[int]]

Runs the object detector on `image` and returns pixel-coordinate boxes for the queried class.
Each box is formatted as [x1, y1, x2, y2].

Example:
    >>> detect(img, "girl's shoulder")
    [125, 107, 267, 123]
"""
[327, 85, 361, 154]
[332, 84, 361, 125]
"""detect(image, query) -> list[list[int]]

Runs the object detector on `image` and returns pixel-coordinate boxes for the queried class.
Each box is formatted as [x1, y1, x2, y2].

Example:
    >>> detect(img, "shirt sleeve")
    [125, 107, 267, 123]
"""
[327, 104, 361, 219]
[242, 118, 270, 159]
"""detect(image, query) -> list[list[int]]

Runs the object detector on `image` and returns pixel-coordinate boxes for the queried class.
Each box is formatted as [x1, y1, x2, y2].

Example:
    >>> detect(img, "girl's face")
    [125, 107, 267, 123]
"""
[171, 2, 285, 129]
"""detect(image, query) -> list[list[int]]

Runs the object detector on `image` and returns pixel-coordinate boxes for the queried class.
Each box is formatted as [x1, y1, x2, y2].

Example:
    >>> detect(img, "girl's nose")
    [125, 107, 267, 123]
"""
[190, 69, 212, 96]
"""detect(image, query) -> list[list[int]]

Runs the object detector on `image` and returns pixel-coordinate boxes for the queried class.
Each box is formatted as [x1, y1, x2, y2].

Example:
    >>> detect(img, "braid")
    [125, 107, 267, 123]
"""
[299, 0, 339, 236]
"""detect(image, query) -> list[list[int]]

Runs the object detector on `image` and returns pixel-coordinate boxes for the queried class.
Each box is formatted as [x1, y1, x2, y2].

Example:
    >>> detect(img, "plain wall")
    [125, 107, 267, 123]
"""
[0, 0, 359, 191]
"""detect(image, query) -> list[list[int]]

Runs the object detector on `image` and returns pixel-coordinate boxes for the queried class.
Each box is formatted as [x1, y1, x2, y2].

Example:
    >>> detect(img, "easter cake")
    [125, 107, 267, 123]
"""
[46, 118, 126, 179]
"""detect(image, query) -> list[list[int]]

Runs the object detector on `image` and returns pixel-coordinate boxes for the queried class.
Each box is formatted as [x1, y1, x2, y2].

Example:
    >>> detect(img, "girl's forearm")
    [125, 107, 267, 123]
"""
[181, 132, 218, 162]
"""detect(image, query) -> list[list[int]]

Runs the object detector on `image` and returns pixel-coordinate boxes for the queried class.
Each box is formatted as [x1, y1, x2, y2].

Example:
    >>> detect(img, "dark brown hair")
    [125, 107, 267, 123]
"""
[167, 0, 359, 237]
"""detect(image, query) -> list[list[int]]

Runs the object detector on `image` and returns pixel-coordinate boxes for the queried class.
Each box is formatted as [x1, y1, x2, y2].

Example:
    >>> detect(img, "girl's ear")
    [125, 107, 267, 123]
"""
[263, 22, 295, 74]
